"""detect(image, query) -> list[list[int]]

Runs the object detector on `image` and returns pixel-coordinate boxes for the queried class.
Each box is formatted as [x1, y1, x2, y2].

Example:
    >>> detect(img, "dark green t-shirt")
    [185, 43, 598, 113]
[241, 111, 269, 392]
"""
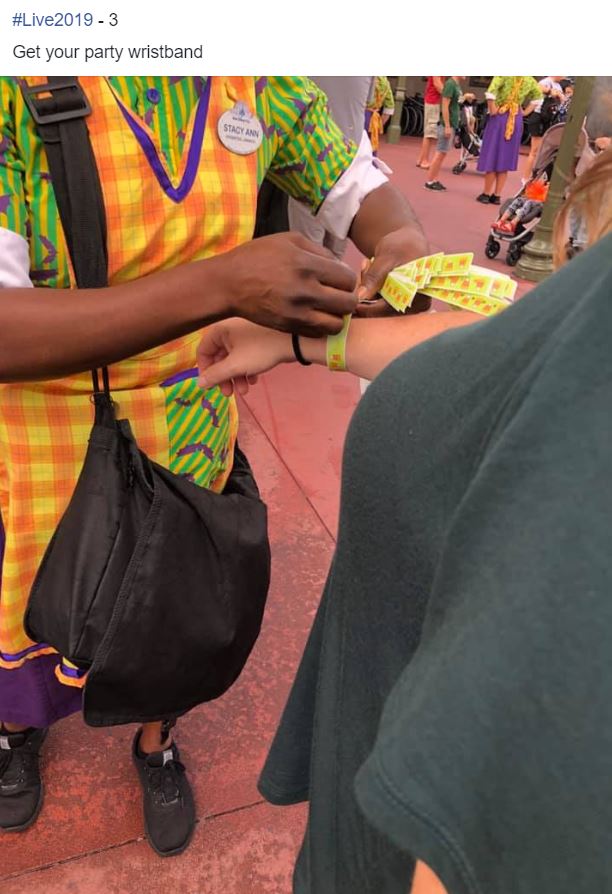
[259, 233, 612, 894]
[440, 78, 461, 129]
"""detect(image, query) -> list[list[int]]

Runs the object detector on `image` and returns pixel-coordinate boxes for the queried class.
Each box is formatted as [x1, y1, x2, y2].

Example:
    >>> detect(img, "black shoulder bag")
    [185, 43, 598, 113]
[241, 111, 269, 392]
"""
[20, 78, 271, 727]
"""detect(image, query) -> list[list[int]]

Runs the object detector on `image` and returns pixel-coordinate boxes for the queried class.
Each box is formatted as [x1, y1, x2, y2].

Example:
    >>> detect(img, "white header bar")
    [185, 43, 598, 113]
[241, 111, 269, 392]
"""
[0, 0, 606, 75]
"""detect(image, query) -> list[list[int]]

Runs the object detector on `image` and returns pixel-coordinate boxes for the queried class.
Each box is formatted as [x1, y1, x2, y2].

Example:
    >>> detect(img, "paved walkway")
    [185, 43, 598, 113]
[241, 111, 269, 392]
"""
[1, 136, 532, 892]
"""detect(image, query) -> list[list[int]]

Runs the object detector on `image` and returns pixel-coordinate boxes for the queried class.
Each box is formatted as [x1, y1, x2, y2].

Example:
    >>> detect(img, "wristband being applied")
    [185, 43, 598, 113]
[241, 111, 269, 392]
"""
[326, 315, 352, 371]
[380, 252, 517, 316]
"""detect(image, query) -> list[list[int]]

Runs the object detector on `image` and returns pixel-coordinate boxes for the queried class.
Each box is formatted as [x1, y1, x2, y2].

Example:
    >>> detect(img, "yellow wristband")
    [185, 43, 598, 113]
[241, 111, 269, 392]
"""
[326, 314, 352, 372]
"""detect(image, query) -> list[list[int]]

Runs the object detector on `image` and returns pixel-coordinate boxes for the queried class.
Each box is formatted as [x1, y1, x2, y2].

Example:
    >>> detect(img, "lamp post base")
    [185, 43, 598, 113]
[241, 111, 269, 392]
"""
[516, 232, 556, 283]
[387, 122, 402, 145]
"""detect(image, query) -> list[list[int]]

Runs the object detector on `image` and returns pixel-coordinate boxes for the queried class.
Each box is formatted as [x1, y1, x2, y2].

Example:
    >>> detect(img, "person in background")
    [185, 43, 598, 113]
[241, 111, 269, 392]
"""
[424, 76, 464, 191]
[567, 136, 610, 251]
[416, 76, 445, 169]
[288, 77, 374, 258]
[476, 75, 542, 205]
[556, 79, 574, 123]
[365, 76, 396, 155]
[315, 77, 373, 145]
[197, 147, 612, 894]
[522, 76, 565, 180]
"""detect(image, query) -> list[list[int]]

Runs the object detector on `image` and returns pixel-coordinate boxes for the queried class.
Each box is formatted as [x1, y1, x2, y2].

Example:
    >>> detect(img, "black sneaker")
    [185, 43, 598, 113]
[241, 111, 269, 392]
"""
[489, 195, 501, 205]
[132, 730, 196, 857]
[424, 180, 447, 191]
[476, 193, 491, 203]
[0, 727, 47, 831]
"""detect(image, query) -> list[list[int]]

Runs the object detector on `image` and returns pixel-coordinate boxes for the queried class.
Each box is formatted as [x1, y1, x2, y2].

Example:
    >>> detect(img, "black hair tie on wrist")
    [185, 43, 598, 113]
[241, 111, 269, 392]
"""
[292, 333, 312, 366]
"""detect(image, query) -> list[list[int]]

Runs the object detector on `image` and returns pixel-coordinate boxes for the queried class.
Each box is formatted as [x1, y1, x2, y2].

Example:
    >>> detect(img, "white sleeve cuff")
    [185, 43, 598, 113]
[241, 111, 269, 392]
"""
[315, 132, 389, 241]
[485, 92, 496, 100]
[0, 228, 32, 288]
[373, 155, 393, 176]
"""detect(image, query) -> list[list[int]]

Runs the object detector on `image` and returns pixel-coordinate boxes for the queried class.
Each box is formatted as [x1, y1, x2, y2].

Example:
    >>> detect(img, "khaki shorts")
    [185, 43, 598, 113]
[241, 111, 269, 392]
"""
[424, 102, 440, 139]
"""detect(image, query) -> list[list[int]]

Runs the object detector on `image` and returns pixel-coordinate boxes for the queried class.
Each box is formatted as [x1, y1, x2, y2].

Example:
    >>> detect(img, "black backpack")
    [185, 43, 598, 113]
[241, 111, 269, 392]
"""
[20, 78, 271, 727]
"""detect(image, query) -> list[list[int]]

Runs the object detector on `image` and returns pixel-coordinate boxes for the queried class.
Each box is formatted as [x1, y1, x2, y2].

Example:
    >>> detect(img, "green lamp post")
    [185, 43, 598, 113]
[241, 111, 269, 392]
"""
[386, 77, 406, 145]
[516, 76, 596, 282]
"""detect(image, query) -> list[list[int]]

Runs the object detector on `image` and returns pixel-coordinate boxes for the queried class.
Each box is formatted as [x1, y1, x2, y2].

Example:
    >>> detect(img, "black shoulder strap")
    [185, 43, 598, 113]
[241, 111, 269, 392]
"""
[21, 77, 110, 394]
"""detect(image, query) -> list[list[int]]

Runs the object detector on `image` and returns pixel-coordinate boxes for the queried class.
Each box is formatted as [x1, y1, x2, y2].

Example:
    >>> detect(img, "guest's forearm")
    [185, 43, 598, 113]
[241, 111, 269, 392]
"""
[301, 311, 480, 381]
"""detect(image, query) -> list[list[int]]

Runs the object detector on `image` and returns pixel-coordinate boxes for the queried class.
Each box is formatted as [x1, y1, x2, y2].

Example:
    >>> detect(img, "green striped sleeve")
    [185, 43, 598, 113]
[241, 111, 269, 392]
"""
[257, 76, 357, 212]
[0, 77, 28, 239]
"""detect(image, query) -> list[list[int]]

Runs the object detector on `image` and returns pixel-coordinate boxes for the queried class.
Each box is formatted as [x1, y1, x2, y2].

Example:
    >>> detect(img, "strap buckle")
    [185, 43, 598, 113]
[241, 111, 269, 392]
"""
[22, 78, 91, 126]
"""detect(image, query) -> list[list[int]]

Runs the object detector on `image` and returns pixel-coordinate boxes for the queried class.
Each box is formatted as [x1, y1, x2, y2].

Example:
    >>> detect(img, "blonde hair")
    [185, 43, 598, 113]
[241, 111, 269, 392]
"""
[554, 147, 612, 267]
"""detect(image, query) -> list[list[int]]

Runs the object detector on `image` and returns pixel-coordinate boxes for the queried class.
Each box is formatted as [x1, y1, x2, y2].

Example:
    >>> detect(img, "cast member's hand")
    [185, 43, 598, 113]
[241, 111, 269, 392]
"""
[224, 232, 357, 337]
[354, 225, 430, 318]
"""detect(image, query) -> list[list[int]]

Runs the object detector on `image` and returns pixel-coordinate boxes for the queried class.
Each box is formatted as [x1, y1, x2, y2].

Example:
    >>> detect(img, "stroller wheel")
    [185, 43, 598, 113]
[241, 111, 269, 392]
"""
[485, 237, 500, 259]
[506, 245, 521, 266]
[452, 162, 466, 175]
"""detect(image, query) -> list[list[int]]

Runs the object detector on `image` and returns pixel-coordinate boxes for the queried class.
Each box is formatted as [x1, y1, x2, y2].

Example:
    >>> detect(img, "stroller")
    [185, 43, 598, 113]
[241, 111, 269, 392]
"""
[485, 123, 589, 267]
[452, 102, 481, 174]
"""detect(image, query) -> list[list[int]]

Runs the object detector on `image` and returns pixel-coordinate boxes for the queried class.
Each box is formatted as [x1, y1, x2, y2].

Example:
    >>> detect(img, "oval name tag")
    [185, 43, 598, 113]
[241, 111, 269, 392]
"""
[217, 101, 263, 155]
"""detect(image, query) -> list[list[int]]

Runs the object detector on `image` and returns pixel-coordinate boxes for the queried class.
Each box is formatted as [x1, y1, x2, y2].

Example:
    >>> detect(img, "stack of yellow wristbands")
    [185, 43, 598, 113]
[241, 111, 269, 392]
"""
[380, 252, 517, 316]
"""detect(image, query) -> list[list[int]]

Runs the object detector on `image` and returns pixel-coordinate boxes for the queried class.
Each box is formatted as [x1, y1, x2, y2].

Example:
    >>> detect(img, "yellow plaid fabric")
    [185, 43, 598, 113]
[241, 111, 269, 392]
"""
[0, 76, 357, 689]
[0, 76, 258, 681]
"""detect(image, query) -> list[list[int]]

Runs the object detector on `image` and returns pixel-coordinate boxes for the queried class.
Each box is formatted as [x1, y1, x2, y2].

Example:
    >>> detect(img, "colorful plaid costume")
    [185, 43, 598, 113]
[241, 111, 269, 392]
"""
[0, 76, 356, 727]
